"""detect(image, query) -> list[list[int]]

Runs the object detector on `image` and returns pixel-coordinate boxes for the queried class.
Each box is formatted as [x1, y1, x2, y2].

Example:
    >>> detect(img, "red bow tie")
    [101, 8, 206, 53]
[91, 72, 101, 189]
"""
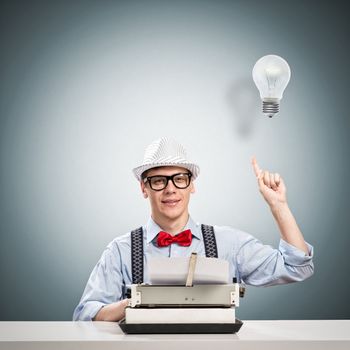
[157, 229, 192, 247]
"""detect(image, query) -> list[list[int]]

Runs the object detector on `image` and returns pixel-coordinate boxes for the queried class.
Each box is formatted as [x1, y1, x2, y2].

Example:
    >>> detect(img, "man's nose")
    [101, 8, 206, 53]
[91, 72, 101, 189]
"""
[164, 178, 177, 193]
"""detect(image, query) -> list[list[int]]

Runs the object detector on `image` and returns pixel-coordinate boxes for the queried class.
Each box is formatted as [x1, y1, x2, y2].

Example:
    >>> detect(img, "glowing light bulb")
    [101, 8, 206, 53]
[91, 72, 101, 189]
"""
[252, 55, 291, 118]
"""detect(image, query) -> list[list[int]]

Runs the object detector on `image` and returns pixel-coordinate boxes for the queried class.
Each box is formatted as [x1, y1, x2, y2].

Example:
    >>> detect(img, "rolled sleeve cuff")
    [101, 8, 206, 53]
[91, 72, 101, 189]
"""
[74, 301, 106, 321]
[279, 239, 314, 266]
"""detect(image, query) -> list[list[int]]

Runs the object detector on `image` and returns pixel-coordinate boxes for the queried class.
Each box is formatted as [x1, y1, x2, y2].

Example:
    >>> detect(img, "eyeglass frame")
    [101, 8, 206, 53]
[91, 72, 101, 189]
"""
[143, 172, 193, 191]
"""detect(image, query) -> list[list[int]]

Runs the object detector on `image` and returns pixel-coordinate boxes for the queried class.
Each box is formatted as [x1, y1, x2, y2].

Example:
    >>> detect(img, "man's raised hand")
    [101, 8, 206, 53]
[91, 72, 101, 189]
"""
[251, 156, 287, 208]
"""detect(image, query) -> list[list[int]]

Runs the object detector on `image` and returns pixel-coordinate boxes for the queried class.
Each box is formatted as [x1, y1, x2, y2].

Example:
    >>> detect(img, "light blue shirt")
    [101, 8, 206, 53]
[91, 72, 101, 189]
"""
[73, 216, 314, 321]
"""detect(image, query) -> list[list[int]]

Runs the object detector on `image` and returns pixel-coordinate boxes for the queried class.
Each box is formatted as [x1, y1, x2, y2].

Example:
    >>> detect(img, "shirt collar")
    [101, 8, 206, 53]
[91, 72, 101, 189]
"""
[145, 216, 202, 244]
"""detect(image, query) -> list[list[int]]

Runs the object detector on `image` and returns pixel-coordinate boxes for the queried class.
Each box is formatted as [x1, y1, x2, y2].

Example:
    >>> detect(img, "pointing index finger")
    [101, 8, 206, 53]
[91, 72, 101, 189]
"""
[251, 156, 262, 178]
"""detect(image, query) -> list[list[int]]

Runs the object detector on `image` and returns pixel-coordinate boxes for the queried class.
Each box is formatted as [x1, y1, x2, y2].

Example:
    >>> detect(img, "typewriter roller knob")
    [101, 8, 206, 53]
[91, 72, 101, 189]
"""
[232, 278, 245, 298]
[239, 286, 246, 298]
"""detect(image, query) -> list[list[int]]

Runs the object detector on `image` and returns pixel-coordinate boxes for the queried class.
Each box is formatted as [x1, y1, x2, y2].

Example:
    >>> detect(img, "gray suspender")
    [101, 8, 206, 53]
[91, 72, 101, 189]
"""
[131, 225, 218, 284]
[201, 224, 218, 258]
[130, 227, 144, 284]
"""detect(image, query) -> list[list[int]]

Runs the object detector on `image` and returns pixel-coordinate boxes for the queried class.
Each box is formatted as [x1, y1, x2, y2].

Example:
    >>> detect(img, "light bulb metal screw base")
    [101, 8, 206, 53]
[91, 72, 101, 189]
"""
[262, 99, 280, 118]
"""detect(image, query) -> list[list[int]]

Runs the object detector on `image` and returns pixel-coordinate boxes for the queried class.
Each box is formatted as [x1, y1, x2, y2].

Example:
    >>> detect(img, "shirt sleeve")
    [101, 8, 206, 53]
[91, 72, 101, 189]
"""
[72, 241, 124, 321]
[236, 233, 314, 286]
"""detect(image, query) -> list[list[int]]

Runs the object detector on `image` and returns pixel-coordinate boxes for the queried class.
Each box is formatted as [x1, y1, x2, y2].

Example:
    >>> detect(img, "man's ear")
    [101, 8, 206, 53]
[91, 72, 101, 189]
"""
[140, 181, 148, 198]
[190, 182, 196, 194]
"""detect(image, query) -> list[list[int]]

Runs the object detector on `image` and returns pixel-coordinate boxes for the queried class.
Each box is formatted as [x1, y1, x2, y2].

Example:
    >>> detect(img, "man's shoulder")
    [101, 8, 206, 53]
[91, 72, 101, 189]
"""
[107, 225, 146, 247]
[211, 224, 253, 242]
[191, 219, 252, 241]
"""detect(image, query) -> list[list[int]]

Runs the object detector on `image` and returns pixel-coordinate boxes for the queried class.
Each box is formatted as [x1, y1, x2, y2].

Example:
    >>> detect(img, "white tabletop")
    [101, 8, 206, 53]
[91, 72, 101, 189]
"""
[0, 320, 349, 350]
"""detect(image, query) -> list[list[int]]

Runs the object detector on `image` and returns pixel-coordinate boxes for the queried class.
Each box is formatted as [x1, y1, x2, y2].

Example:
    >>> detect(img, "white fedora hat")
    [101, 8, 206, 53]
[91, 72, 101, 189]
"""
[132, 137, 200, 182]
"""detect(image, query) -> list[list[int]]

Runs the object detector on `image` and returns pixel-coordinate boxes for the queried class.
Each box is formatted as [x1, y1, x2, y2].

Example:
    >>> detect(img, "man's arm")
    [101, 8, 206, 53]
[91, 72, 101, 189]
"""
[93, 299, 129, 322]
[252, 157, 309, 255]
[270, 202, 308, 254]
[73, 242, 126, 321]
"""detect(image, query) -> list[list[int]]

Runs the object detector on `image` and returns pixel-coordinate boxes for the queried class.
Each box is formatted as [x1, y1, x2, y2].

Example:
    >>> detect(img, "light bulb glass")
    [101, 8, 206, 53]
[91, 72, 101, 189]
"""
[252, 55, 291, 117]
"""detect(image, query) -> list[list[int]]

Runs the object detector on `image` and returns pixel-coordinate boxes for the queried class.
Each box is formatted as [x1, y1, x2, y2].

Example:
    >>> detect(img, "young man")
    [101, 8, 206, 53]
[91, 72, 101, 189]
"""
[73, 137, 314, 322]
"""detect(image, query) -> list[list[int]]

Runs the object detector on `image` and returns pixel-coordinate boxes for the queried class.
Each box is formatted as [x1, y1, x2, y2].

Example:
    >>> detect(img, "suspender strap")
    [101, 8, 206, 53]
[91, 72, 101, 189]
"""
[130, 224, 218, 283]
[201, 224, 218, 258]
[131, 227, 144, 284]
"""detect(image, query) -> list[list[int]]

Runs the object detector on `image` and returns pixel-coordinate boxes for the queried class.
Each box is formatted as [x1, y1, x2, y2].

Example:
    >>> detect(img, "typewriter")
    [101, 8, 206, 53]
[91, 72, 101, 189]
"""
[119, 253, 244, 334]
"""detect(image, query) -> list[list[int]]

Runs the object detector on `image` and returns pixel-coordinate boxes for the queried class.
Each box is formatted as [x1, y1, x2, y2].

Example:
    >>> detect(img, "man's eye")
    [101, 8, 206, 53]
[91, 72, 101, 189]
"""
[153, 178, 165, 185]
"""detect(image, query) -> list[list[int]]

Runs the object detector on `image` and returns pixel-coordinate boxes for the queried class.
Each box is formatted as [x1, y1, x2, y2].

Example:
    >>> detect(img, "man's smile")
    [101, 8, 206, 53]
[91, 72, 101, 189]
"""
[161, 199, 181, 207]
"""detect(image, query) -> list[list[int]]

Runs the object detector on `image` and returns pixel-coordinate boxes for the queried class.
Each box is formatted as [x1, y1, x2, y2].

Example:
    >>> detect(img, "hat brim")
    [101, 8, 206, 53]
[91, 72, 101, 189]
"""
[133, 162, 200, 182]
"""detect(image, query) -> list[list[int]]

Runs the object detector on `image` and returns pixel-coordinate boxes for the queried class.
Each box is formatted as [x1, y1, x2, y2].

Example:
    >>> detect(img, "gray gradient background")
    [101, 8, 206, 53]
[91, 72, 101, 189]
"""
[0, 0, 349, 321]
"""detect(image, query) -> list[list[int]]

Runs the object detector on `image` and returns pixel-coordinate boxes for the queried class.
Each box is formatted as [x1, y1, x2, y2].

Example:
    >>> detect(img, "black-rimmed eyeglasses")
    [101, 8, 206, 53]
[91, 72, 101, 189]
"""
[143, 173, 192, 191]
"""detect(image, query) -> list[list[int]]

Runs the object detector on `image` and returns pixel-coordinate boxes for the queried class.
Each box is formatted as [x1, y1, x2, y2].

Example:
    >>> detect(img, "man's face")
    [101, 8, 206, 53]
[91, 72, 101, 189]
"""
[140, 166, 195, 224]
